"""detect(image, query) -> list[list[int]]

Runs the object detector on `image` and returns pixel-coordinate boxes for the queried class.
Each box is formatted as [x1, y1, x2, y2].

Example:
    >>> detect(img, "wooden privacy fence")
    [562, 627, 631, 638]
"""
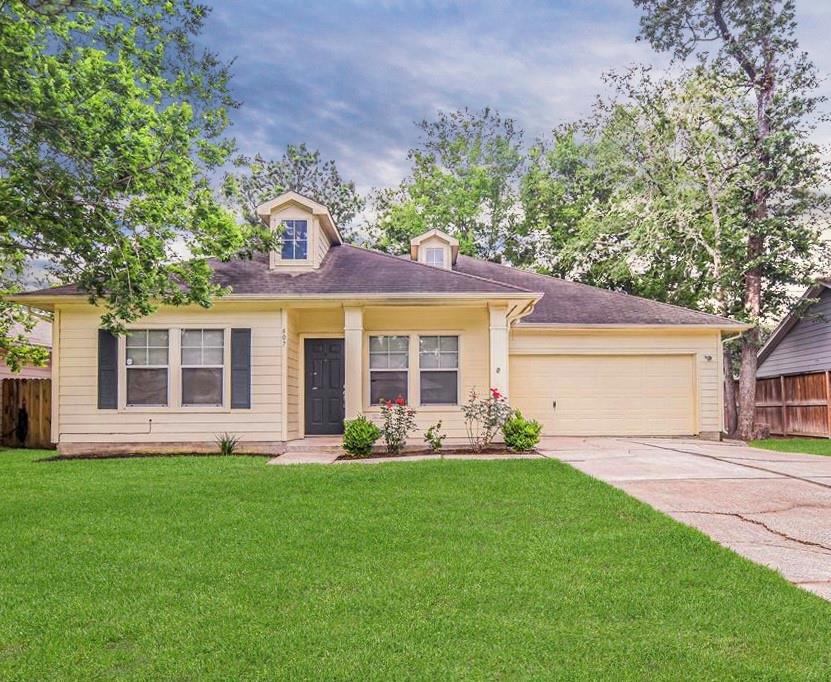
[1, 379, 52, 449]
[755, 371, 831, 438]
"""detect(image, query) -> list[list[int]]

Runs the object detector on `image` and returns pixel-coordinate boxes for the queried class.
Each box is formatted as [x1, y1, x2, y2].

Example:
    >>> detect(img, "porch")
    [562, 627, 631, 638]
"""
[281, 302, 514, 441]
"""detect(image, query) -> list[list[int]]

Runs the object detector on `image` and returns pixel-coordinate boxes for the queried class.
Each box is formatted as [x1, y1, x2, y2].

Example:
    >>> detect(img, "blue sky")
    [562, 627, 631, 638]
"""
[201, 0, 831, 193]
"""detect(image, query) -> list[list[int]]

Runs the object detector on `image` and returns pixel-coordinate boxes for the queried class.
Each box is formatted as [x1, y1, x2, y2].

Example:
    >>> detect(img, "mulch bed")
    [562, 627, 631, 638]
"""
[337, 448, 537, 461]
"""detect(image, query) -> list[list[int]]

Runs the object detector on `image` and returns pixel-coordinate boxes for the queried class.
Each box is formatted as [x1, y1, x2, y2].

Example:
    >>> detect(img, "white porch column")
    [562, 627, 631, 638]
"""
[344, 306, 364, 419]
[489, 304, 510, 397]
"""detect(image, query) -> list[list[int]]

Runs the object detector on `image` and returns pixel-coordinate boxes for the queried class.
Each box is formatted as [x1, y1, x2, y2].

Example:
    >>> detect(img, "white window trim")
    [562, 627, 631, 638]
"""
[368, 335, 410, 406]
[118, 327, 233, 413]
[424, 247, 445, 267]
[125, 329, 170, 408]
[418, 335, 460, 406]
[180, 329, 226, 408]
[364, 331, 463, 410]
[280, 219, 310, 261]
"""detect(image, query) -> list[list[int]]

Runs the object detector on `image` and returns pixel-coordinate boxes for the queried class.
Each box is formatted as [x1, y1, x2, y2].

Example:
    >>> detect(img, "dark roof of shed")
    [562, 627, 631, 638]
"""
[453, 256, 743, 326]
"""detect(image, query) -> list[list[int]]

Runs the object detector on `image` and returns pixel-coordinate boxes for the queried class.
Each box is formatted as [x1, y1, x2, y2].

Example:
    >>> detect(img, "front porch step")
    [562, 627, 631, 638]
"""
[285, 438, 344, 455]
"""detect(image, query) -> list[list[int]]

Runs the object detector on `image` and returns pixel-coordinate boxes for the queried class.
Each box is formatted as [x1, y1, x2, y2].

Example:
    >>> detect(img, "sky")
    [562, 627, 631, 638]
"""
[201, 0, 831, 195]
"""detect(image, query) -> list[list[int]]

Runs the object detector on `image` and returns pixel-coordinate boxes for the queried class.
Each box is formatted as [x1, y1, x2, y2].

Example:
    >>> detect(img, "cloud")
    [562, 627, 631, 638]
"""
[200, 0, 831, 194]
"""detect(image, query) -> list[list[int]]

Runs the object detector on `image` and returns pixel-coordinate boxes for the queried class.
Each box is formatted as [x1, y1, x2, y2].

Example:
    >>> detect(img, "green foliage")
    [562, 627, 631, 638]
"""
[423, 421, 446, 454]
[222, 144, 364, 232]
[342, 416, 381, 457]
[215, 432, 241, 456]
[502, 411, 542, 452]
[366, 108, 524, 260]
[0, 0, 276, 369]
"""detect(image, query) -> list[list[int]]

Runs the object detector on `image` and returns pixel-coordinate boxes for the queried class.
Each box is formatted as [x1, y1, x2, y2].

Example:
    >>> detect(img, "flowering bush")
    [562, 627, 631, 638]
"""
[379, 396, 417, 455]
[461, 387, 512, 452]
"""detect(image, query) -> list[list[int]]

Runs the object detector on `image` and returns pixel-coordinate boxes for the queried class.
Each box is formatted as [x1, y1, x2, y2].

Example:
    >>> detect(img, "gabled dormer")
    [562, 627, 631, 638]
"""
[256, 191, 342, 272]
[409, 229, 459, 270]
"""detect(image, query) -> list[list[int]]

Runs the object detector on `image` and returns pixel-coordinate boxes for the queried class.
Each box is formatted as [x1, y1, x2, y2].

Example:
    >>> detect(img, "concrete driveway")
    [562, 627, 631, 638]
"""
[539, 437, 831, 601]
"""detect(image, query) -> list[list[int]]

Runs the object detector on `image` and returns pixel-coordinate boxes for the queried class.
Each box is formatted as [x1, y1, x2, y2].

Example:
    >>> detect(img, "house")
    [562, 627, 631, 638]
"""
[1, 317, 53, 448]
[10, 192, 746, 455]
[755, 280, 831, 438]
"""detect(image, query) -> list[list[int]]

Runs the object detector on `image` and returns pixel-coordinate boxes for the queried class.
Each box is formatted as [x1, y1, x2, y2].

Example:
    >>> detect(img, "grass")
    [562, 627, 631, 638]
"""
[1, 450, 830, 680]
[751, 437, 831, 457]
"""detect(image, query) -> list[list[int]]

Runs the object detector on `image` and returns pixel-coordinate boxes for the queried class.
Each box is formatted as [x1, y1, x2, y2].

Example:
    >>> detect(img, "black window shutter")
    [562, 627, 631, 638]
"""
[231, 328, 252, 409]
[97, 330, 118, 409]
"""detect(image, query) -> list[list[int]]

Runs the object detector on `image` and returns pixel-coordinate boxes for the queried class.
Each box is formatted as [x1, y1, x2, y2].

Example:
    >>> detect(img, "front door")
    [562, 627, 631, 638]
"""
[304, 338, 345, 435]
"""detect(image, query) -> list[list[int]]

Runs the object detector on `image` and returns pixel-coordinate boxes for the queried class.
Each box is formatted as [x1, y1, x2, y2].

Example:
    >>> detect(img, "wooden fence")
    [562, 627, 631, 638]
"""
[1, 378, 52, 449]
[755, 371, 831, 438]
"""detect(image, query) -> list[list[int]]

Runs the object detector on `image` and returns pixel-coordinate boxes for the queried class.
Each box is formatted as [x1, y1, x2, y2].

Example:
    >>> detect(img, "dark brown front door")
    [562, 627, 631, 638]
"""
[304, 338, 345, 435]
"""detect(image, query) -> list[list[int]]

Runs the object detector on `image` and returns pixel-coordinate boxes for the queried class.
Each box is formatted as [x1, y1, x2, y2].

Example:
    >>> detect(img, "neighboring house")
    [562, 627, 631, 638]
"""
[10, 192, 746, 455]
[0, 318, 52, 380]
[756, 280, 831, 437]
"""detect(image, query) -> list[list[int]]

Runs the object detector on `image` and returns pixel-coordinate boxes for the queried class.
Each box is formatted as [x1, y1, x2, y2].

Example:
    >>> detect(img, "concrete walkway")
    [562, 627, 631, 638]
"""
[539, 437, 831, 601]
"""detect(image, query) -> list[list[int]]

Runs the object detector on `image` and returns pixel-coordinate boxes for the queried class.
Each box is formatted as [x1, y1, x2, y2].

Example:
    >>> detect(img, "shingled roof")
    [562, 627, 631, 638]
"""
[13, 243, 745, 327]
[14, 244, 534, 299]
[453, 255, 744, 327]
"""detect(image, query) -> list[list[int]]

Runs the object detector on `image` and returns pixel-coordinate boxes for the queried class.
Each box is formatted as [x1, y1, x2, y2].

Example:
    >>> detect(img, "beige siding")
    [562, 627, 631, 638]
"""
[55, 302, 284, 447]
[509, 328, 722, 436]
[285, 309, 301, 440]
[361, 305, 490, 438]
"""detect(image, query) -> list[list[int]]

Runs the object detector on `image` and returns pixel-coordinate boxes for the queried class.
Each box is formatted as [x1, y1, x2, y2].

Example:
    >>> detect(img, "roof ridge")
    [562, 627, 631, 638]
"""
[456, 255, 740, 325]
[339, 243, 536, 294]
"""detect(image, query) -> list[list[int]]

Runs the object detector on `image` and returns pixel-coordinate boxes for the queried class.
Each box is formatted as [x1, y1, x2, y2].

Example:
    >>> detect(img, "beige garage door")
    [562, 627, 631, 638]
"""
[509, 354, 696, 436]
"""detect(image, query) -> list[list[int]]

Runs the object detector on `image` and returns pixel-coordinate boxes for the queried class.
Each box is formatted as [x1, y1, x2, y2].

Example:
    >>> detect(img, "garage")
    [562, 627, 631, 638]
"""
[509, 354, 696, 436]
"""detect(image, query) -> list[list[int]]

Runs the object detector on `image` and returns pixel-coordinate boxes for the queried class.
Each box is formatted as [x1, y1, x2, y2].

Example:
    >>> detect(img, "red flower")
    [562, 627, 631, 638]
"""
[490, 387, 502, 400]
[395, 395, 406, 406]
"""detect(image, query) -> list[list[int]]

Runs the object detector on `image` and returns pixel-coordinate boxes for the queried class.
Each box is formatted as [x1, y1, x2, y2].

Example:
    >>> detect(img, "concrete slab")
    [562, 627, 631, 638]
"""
[544, 437, 831, 601]
[268, 452, 340, 465]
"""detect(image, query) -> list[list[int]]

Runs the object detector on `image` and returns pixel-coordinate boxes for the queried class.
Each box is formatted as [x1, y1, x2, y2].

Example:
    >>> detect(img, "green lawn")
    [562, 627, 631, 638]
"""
[2, 450, 830, 680]
[751, 437, 831, 456]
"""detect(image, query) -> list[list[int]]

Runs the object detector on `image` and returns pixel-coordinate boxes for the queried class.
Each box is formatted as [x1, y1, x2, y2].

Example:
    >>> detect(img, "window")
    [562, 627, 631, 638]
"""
[280, 219, 308, 260]
[419, 336, 458, 405]
[181, 329, 225, 406]
[425, 247, 445, 267]
[126, 330, 169, 406]
[369, 335, 408, 404]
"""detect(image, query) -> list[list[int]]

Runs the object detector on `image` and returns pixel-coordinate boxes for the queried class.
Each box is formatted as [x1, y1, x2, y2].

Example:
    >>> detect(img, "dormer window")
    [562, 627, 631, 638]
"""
[425, 247, 445, 268]
[280, 219, 308, 260]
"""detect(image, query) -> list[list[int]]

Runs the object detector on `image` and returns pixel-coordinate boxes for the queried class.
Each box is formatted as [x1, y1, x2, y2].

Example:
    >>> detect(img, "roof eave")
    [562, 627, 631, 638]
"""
[515, 322, 751, 332]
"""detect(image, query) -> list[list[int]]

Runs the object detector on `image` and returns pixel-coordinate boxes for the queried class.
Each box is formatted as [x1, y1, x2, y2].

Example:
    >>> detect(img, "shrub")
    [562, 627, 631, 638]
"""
[379, 396, 417, 455]
[424, 421, 446, 454]
[343, 416, 381, 457]
[502, 411, 542, 451]
[461, 387, 512, 452]
[216, 432, 241, 456]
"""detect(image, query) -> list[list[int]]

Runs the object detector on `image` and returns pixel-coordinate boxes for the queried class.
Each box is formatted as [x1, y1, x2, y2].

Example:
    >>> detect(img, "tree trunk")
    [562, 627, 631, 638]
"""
[737, 251, 763, 440]
[723, 346, 738, 437]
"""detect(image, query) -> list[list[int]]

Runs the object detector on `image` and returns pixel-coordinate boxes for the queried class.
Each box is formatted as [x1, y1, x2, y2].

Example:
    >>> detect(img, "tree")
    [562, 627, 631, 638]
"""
[633, 0, 829, 439]
[0, 0, 273, 369]
[368, 108, 524, 260]
[222, 144, 364, 231]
